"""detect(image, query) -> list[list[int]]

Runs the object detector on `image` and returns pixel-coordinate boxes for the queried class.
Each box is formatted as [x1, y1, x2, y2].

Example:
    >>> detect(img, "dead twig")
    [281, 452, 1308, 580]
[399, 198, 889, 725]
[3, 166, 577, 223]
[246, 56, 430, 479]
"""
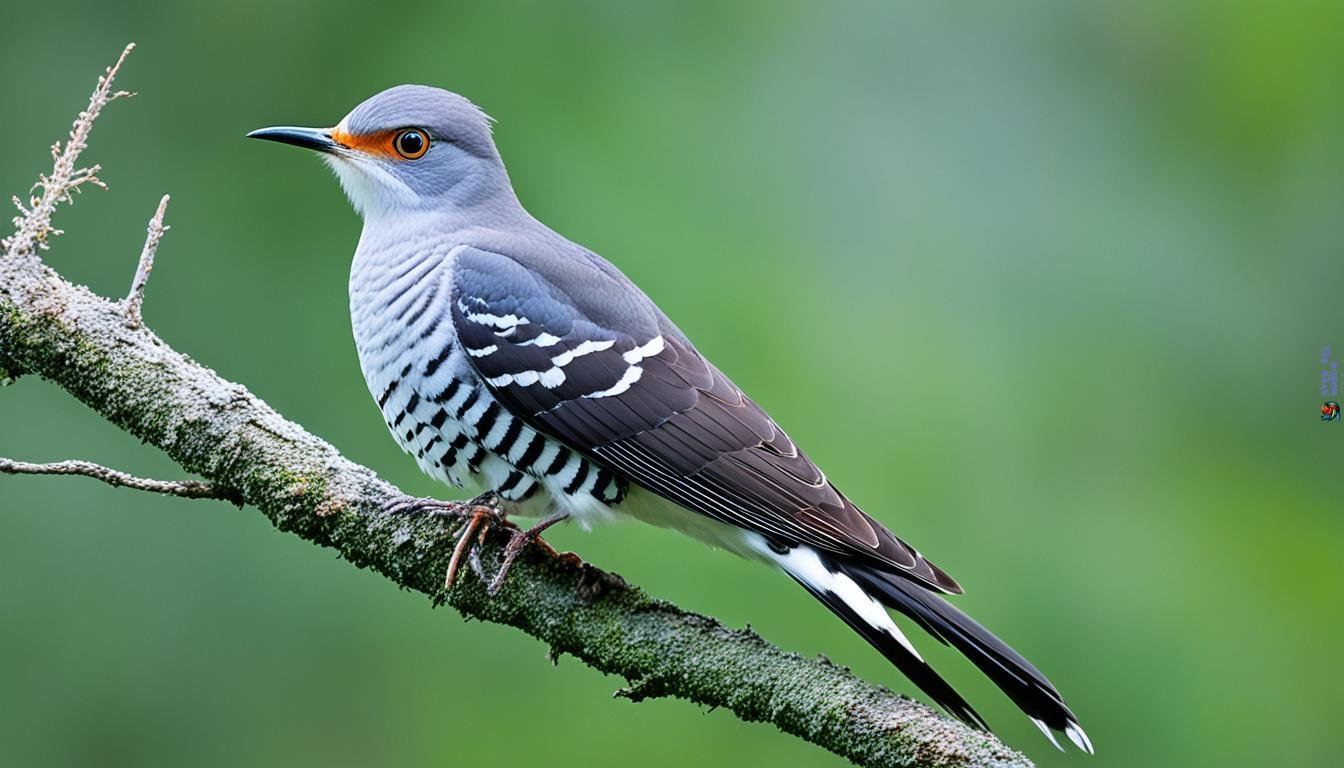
[125, 194, 169, 325]
[0, 458, 228, 501]
[2, 43, 135, 258]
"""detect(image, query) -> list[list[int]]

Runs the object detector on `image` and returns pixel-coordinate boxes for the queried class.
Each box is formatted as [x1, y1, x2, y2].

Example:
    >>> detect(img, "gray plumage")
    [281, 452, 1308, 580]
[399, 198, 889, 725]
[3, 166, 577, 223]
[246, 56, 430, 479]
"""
[248, 85, 1091, 755]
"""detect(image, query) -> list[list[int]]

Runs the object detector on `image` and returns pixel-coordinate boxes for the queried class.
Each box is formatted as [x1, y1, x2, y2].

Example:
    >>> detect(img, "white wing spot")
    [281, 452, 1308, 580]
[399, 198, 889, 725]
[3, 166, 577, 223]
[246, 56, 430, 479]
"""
[458, 299, 527, 330]
[488, 369, 544, 388]
[466, 344, 497, 358]
[539, 367, 566, 388]
[489, 366, 566, 389]
[552, 339, 615, 367]
[585, 365, 642, 399]
[622, 335, 664, 364]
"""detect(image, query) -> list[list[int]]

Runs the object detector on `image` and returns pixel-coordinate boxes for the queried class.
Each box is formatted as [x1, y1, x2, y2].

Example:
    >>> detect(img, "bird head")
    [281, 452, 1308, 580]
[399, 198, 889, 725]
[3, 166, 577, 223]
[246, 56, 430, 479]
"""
[248, 85, 505, 218]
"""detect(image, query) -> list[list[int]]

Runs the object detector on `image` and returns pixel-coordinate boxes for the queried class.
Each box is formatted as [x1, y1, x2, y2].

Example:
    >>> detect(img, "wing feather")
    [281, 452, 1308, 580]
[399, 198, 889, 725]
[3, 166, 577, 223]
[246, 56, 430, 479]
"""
[450, 244, 961, 593]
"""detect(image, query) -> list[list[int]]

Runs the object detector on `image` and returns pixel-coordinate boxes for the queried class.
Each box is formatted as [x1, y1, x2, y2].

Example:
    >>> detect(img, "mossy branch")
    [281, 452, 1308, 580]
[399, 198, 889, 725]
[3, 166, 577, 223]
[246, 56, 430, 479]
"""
[0, 46, 1034, 768]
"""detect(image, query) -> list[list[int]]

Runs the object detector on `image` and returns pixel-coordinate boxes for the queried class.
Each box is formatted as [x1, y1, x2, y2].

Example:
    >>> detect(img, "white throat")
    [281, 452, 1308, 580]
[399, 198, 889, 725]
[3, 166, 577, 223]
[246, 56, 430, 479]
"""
[322, 116, 418, 220]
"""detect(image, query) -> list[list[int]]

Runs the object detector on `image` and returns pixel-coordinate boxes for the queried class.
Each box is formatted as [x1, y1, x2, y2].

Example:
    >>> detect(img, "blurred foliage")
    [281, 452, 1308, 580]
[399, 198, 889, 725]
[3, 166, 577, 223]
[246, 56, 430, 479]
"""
[1, 1, 1341, 766]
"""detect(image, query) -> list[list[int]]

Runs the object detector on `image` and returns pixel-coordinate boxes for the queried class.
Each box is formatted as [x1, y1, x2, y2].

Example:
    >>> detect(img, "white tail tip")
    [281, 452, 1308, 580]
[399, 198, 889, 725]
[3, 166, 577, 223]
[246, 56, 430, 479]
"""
[1065, 720, 1095, 754]
[1030, 718, 1065, 751]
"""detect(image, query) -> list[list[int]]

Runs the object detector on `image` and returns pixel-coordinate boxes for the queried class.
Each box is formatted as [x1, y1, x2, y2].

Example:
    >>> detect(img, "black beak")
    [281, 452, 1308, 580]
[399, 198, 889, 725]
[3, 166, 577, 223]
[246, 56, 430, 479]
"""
[246, 125, 339, 153]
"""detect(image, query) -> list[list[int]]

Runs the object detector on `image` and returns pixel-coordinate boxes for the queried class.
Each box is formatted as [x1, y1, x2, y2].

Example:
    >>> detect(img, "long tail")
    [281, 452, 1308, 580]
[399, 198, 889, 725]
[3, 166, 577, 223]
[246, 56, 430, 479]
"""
[767, 544, 1093, 754]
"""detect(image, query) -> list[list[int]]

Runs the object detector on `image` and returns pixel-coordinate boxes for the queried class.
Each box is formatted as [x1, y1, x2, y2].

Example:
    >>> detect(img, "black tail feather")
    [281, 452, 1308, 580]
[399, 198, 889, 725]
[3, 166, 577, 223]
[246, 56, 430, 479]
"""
[789, 576, 990, 730]
[835, 560, 1083, 734]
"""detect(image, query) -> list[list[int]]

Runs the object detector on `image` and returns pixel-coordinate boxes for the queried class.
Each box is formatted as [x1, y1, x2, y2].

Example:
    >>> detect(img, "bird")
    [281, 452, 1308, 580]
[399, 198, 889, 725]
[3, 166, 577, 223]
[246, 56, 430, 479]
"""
[248, 85, 1091, 754]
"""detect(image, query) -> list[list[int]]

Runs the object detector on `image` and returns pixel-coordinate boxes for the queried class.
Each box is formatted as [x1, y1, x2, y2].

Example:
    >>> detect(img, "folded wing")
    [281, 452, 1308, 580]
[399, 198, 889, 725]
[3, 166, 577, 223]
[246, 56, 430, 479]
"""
[450, 243, 961, 593]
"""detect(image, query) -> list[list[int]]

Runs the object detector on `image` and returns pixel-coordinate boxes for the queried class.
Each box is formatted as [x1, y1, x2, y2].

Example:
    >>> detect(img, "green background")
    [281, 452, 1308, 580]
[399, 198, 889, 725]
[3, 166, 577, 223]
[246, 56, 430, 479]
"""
[2, 2, 1340, 766]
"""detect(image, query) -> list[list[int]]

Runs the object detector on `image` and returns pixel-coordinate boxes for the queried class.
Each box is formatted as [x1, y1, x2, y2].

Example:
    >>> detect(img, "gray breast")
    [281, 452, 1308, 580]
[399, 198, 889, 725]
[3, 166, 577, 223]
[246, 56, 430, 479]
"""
[348, 236, 625, 507]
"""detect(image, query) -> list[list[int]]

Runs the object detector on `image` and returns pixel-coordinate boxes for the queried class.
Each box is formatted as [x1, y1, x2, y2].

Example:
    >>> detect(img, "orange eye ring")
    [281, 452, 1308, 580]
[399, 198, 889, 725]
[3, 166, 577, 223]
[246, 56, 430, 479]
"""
[393, 128, 430, 159]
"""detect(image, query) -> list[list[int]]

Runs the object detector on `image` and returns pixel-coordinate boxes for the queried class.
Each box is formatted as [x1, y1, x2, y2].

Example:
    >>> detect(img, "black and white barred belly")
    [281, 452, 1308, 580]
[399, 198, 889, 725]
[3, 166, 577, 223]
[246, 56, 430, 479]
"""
[374, 358, 628, 509]
[350, 240, 626, 515]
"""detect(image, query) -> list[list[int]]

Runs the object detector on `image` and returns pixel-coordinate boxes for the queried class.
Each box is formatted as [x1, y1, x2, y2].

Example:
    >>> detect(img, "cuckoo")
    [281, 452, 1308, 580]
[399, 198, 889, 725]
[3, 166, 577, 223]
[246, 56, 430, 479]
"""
[249, 85, 1091, 754]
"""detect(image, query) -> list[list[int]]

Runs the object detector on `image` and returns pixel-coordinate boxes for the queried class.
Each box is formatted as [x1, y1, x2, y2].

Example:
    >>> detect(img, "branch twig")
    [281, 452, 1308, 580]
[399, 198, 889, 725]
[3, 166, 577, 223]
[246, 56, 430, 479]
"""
[0, 46, 1035, 768]
[2, 43, 134, 258]
[125, 194, 169, 325]
[0, 458, 226, 501]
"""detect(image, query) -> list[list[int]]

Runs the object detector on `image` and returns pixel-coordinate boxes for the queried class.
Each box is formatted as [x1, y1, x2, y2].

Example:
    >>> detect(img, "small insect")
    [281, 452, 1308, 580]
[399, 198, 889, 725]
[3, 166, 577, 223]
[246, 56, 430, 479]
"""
[1321, 401, 1340, 421]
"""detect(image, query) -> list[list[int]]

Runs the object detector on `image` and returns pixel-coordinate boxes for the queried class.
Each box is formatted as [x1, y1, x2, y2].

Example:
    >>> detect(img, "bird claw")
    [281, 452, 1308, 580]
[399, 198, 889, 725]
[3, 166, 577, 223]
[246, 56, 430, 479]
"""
[445, 504, 503, 590]
[486, 511, 570, 596]
[382, 491, 566, 596]
[381, 494, 463, 519]
[379, 492, 510, 591]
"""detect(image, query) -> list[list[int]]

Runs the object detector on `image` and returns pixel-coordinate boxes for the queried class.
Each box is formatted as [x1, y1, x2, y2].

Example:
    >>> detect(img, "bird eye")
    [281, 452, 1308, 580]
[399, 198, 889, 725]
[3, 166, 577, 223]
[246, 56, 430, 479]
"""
[393, 128, 429, 159]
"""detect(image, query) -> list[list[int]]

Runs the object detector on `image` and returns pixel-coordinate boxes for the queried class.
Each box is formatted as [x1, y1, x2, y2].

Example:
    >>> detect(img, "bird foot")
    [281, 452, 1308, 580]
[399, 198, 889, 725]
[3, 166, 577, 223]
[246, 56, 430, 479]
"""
[382, 490, 500, 519]
[381, 491, 510, 591]
[444, 503, 506, 590]
[486, 511, 570, 596]
[381, 494, 462, 518]
[381, 491, 566, 595]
